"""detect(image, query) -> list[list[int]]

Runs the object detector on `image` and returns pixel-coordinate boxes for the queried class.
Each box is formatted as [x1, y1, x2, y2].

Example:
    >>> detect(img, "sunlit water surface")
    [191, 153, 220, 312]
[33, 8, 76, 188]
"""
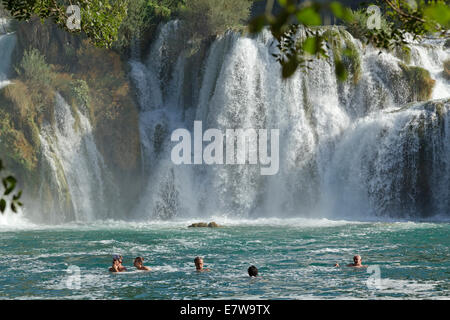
[0, 217, 449, 299]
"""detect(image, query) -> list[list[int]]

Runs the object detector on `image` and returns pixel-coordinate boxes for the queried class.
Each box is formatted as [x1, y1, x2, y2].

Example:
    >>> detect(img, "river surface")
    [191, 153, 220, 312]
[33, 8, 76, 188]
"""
[0, 217, 448, 299]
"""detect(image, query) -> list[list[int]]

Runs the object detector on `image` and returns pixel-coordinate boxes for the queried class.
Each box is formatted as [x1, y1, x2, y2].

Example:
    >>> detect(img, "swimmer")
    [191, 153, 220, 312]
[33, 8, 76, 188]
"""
[248, 265, 258, 277]
[134, 257, 151, 271]
[346, 255, 367, 268]
[117, 255, 127, 271]
[109, 256, 122, 272]
[194, 256, 210, 272]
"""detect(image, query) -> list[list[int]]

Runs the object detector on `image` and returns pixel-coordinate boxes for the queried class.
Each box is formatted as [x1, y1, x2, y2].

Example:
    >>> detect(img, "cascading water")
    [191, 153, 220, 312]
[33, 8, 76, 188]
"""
[38, 94, 109, 223]
[0, 25, 16, 89]
[130, 22, 450, 220]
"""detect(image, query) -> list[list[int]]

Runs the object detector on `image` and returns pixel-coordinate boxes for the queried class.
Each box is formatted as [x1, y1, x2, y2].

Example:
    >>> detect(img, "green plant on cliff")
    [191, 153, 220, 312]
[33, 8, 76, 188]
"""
[71, 79, 90, 107]
[0, 159, 22, 213]
[15, 48, 53, 88]
[180, 0, 253, 40]
[323, 29, 362, 83]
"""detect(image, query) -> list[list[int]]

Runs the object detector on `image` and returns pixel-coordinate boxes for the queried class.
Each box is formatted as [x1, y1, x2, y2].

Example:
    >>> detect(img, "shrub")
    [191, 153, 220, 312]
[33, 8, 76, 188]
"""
[15, 48, 53, 87]
[115, 0, 185, 49]
[344, 9, 392, 42]
[180, 0, 252, 40]
[71, 79, 90, 107]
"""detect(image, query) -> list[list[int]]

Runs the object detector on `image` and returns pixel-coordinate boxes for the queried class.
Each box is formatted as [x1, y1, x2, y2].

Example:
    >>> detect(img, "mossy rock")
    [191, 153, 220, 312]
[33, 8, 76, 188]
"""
[208, 222, 221, 228]
[399, 64, 435, 102]
[443, 59, 450, 81]
[189, 222, 209, 228]
[188, 222, 222, 228]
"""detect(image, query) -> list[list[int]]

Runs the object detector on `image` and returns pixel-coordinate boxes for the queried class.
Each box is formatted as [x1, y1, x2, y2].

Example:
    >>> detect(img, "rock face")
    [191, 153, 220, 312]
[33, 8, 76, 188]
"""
[0, 19, 142, 222]
[188, 222, 222, 228]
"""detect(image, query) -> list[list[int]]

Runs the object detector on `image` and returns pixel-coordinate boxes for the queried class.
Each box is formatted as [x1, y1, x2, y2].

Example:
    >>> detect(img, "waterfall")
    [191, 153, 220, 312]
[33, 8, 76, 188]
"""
[130, 22, 450, 220]
[0, 32, 16, 89]
[38, 94, 109, 223]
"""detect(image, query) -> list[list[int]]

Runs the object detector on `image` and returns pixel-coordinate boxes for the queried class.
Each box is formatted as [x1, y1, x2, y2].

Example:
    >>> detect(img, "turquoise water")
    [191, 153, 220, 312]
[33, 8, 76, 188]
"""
[0, 218, 449, 299]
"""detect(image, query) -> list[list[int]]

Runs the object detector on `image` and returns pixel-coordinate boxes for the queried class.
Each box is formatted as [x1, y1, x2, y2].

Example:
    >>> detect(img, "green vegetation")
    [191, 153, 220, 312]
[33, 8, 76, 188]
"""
[323, 29, 362, 83]
[1, 0, 128, 48]
[15, 48, 54, 88]
[71, 79, 90, 107]
[250, 0, 450, 78]
[180, 0, 253, 40]
[115, 0, 185, 50]
[344, 8, 392, 43]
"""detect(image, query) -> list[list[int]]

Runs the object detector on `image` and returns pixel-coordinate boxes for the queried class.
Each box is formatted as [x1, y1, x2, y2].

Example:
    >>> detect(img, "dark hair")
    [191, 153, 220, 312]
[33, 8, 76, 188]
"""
[134, 257, 144, 264]
[248, 265, 258, 277]
[194, 256, 202, 263]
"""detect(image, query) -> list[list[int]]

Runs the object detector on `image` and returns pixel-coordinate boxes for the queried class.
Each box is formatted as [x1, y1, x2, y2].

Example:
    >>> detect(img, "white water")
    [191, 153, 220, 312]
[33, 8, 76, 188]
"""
[1, 21, 449, 224]
[37, 94, 108, 223]
[0, 32, 16, 89]
[129, 23, 450, 221]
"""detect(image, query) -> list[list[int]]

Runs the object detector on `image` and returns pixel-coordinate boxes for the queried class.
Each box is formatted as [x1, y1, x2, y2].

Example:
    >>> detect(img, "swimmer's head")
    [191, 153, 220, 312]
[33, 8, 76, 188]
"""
[112, 257, 120, 266]
[134, 257, 144, 267]
[353, 255, 362, 265]
[194, 257, 204, 270]
[248, 265, 258, 277]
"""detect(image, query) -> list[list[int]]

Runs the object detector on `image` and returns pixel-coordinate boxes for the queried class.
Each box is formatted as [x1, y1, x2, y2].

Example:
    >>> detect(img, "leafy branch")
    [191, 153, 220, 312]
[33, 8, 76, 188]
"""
[0, 159, 22, 214]
[1, 0, 129, 48]
[249, 0, 450, 78]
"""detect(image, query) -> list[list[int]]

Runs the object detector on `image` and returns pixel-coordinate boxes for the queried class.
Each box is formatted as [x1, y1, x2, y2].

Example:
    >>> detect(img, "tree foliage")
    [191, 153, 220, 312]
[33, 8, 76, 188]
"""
[1, 0, 128, 48]
[180, 0, 253, 39]
[249, 0, 450, 78]
[15, 48, 54, 87]
[115, 0, 185, 49]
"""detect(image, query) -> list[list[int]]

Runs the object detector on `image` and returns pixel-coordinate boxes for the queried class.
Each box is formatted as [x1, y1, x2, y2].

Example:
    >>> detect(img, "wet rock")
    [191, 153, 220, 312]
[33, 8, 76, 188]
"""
[188, 222, 222, 228]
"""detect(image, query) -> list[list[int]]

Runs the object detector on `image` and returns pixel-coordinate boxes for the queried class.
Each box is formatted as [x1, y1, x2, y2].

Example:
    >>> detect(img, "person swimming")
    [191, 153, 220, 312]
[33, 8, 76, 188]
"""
[248, 265, 258, 277]
[117, 255, 127, 271]
[134, 257, 151, 271]
[109, 255, 125, 272]
[346, 255, 367, 268]
[194, 256, 210, 272]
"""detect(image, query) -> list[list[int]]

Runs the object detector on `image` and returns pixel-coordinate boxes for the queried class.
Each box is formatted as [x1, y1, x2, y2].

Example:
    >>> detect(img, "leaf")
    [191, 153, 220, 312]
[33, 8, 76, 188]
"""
[0, 199, 5, 213]
[303, 36, 317, 55]
[424, 3, 450, 29]
[296, 7, 321, 26]
[335, 59, 348, 81]
[13, 190, 22, 201]
[3, 176, 16, 196]
[329, 1, 353, 22]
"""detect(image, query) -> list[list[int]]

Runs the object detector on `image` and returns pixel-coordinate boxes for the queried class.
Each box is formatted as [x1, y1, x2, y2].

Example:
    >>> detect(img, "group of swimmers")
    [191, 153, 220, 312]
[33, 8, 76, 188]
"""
[109, 255, 151, 272]
[109, 254, 366, 274]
